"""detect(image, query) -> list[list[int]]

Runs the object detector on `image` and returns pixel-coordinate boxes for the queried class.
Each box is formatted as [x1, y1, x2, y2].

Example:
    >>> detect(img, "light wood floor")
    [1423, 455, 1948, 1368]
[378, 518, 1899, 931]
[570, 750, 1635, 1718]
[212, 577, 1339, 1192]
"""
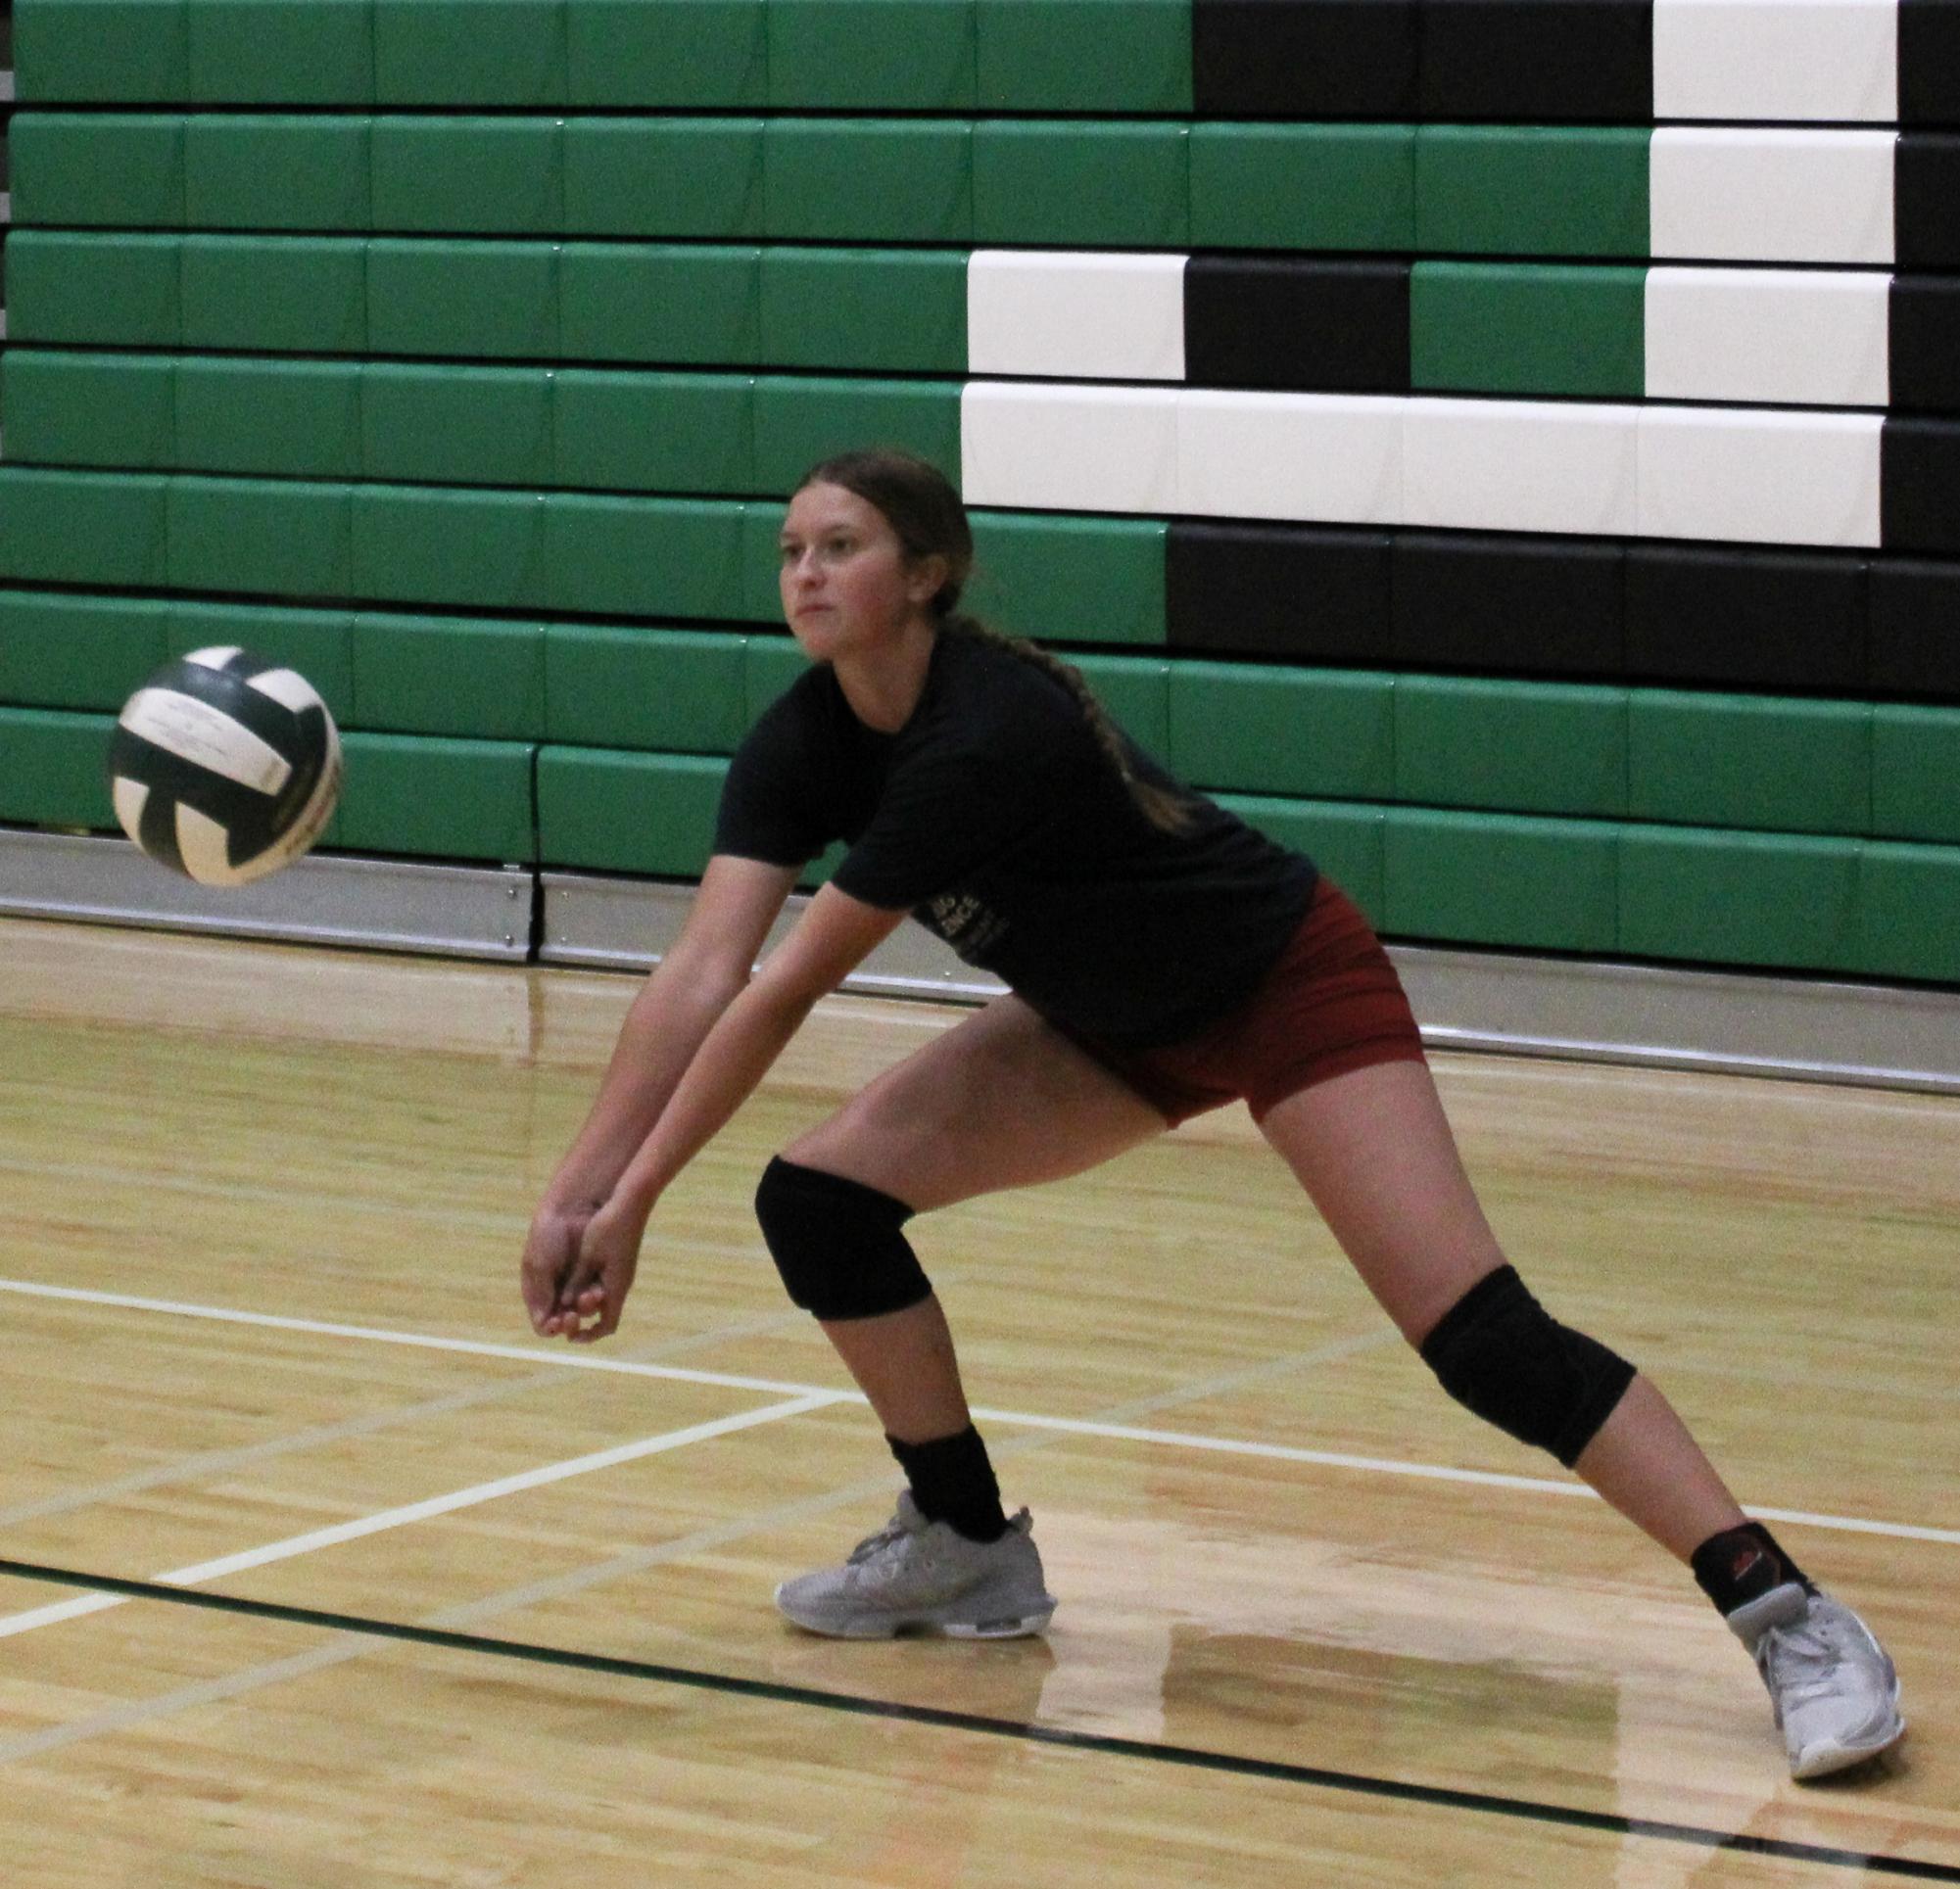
[0, 915, 1954, 1886]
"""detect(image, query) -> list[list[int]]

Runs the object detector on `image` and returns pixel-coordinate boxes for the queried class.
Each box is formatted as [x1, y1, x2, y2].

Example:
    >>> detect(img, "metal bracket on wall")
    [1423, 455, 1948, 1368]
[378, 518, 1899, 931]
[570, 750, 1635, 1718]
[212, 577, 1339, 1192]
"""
[4, 833, 1958, 1094]
[0, 828, 535, 961]
[539, 869, 1960, 1096]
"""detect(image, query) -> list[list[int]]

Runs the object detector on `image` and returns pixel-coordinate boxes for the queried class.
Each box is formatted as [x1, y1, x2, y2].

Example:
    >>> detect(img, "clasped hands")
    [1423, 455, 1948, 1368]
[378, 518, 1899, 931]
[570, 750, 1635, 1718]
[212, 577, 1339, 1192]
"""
[520, 1194, 650, 1343]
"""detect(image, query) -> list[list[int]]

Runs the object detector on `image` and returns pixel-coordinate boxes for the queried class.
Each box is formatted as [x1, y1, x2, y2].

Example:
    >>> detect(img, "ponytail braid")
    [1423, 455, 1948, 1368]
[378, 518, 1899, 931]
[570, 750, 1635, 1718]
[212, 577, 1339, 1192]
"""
[939, 613, 1195, 836]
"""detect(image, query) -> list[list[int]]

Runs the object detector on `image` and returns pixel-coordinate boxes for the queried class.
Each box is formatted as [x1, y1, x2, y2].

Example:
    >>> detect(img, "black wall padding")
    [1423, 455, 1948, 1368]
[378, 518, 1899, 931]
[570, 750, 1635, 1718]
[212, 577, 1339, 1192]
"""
[1870, 559, 1960, 697]
[1895, 137, 1960, 267]
[1184, 257, 1411, 393]
[1891, 277, 1960, 413]
[1392, 534, 1623, 676]
[1899, 0, 1960, 127]
[1192, 0, 1420, 118]
[1168, 523, 1394, 659]
[1625, 546, 1867, 691]
[1417, 0, 1651, 122]
[1882, 420, 1960, 554]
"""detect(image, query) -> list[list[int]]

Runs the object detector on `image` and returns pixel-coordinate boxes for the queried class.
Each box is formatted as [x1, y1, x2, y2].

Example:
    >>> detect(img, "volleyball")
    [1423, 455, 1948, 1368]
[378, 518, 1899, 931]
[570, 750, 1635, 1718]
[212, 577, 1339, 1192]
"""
[108, 647, 343, 887]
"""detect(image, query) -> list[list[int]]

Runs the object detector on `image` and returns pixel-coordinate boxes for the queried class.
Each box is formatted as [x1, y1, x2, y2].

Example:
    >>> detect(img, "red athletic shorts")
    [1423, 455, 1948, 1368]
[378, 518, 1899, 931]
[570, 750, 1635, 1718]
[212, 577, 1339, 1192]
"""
[1049, 877, 1425, 1127]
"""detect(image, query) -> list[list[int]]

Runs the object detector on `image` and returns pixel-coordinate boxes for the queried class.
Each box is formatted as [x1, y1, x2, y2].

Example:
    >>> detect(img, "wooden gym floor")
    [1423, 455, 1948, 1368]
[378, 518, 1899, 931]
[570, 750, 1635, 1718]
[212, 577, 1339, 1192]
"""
[0, 914, 1953, 1885]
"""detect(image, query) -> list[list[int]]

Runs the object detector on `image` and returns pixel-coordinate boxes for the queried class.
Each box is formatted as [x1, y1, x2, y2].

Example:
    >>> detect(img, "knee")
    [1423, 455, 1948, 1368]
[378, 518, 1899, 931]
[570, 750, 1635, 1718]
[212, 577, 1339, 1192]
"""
[1417, 1265, 1636, 1469]
[753, 1156, 932, 1322]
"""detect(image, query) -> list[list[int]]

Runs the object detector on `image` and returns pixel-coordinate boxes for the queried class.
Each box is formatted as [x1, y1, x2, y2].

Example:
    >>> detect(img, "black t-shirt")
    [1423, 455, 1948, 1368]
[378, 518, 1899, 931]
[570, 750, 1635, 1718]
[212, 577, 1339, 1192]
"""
[713, 633, 1318, 1049]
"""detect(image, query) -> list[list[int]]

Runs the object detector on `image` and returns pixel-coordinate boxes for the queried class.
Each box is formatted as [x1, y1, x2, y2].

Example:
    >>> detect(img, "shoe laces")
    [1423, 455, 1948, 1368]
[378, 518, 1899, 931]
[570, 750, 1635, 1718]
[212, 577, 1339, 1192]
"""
[845, 1510, 918, 1569]
[1755, 1608, 1854, 1710]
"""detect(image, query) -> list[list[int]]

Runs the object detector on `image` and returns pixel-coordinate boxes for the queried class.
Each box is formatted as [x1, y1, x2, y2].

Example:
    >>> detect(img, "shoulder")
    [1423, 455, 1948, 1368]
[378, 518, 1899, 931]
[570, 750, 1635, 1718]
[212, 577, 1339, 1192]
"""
[737, 660, 839, 759]
[918, 632, 1083, 760]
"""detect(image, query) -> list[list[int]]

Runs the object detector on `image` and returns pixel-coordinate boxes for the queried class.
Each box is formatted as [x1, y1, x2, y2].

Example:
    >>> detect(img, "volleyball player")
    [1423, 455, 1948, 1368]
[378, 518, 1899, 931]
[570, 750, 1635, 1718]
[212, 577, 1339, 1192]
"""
[520, 449, 1904, 1782]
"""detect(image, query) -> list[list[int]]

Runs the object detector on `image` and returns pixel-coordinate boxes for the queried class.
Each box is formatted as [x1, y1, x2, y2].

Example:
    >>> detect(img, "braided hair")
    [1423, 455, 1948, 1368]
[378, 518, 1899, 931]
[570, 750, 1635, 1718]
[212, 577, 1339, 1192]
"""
[796, 449, 1195, 835]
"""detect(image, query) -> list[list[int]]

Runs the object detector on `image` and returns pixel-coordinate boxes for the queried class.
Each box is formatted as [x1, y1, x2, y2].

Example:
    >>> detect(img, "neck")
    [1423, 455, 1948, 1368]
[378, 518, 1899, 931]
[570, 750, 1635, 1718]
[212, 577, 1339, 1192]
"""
[834, 617, 939, 732]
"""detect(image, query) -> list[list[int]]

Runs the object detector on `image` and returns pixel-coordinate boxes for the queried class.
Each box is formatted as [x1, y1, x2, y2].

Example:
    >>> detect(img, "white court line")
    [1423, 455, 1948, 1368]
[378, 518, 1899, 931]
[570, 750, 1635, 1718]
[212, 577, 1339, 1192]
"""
[4, 1276, 1956, 1549]
[0, 1392, 842, 1640]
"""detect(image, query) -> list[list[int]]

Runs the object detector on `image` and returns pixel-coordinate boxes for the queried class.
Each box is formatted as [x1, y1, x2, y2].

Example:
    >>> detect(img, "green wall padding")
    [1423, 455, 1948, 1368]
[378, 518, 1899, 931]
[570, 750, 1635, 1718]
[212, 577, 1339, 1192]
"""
[0, 708, 119, 829]
[1385, 810, 1621, 952]
[351, 613, 548, 739]
[0, 592, 172, 711]
[1619, 827, 1861, 971]
[1410, 262, 1647, 399]
[1170, 664, 1396, 800]
[768, 0, 976, 110]
[967, 515, 1167, 647]
[973, 122, 1189, 249]
[1627, 693, 1873, 837]
[183, 236, 368, 353]
[1188, 125, 1414, 253]
[546, 625, 747, 750]
[975, 0, 1191, 113]
[331, 732, 537, 861]
[1395, 677, 1628, 819]
[1414, 126, 1649, 260]
[536, 746, 727, 874]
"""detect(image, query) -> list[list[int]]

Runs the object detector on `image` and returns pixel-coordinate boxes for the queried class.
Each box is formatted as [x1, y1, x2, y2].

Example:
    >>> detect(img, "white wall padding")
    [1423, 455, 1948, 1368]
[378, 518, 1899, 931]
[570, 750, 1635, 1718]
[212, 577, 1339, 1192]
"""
[1646, 268, 1890, 407]
[960, 382, 1179, 513]
[1653, 0, 1898, 123]
[1403, 399, 1641, 536]
[967, 251, 1187, 382]
[1638, 408, 1884, 545]
[1176, 391, 1403, 524]
[1649, 129, 1897, 265]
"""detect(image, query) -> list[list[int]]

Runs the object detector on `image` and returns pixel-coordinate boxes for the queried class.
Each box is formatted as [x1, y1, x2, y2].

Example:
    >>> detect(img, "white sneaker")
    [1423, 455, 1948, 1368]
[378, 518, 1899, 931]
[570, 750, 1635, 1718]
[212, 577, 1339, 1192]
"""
[1729, 1582, 1906, 1780]
[775, 1492, 1056, 1640]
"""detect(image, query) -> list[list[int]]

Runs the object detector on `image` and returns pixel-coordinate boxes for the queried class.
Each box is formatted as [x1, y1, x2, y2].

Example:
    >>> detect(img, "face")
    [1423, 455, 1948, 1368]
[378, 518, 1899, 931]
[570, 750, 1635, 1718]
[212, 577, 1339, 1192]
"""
[778, 483, 946, 662]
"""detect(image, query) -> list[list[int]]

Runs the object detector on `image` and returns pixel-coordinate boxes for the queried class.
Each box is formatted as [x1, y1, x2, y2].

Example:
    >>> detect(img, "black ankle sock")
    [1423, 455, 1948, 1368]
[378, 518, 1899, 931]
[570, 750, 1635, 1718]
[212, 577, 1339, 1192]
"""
[1691, 1521, 1815, 1615]
[887, 1425, 1009, 1543]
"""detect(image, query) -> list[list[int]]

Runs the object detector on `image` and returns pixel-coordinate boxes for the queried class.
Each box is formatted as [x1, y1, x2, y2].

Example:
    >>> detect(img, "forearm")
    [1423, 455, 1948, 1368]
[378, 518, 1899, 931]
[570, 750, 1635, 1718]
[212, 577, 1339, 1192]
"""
[609, 976, 819, 1217]
[541, 951, 749, 1214]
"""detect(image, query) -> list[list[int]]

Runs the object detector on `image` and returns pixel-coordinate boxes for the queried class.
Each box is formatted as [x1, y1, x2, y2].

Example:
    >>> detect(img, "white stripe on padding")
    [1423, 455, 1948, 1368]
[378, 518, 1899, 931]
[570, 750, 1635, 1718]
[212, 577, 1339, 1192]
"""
[245, 666, 325, 715]
[174, 803, 244, 887]
[110, 776, 149, 844]
[1639, 407, 1884, 546]
[961, 381, 1179, 512]
[1649, 128, 1896, 266]
[1177, 390, 1403, 524]
[1646, 267, 1890, 407]
[183, 645, 242, 671]
[1652, 0, 1898, 124]
[1404, 399, 1640, 536]
[968, 250, 1186, 382]
[966, 383, 1885, 546]
[116, 688, 293, 796]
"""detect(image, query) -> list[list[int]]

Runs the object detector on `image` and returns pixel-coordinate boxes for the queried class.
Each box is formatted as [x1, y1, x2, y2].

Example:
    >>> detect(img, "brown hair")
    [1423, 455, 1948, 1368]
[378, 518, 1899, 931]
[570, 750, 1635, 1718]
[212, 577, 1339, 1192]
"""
[796, 449, 1194, 834]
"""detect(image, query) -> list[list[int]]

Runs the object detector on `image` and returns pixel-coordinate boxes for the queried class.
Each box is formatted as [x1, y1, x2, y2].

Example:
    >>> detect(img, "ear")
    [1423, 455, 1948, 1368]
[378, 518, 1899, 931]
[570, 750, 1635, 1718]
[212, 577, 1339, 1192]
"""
[906, 552, 951, 607]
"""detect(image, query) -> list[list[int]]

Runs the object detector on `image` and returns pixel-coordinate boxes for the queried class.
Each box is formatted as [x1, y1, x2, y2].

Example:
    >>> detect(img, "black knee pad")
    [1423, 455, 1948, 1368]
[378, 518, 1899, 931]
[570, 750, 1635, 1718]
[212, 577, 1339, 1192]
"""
[753, 1157, 932, 1322]
[1417, 1265, 1636, 1469]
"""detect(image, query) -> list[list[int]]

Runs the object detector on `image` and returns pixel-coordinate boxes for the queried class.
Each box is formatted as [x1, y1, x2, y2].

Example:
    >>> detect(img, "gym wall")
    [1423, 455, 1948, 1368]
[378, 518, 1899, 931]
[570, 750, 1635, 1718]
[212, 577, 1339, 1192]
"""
[1, 0, 1957, 983]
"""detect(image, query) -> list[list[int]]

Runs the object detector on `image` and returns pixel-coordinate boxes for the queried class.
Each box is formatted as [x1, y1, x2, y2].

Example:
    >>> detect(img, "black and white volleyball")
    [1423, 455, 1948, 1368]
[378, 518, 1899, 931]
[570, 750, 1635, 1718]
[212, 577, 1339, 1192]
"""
[108, 647, 343, 886]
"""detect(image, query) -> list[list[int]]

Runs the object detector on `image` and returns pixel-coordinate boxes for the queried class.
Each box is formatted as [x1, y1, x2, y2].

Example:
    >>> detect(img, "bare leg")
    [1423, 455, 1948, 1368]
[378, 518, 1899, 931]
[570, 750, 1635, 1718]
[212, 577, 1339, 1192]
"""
[781, 995, 1168, 1440]
[819, 1297, 975, 1443]
[1260, 1059, 1745, 1562]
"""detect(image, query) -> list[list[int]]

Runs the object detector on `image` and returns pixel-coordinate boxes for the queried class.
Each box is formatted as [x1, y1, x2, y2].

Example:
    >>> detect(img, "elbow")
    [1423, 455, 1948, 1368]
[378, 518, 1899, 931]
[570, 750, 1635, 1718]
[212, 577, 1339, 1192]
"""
[698, 961, 754, 1014]
[657, 937, 754, 1015]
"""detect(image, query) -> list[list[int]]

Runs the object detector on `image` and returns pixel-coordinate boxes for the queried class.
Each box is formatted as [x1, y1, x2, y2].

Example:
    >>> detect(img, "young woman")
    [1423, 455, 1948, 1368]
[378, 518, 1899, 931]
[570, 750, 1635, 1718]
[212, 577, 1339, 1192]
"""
[521, 449, 1904, 1782]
